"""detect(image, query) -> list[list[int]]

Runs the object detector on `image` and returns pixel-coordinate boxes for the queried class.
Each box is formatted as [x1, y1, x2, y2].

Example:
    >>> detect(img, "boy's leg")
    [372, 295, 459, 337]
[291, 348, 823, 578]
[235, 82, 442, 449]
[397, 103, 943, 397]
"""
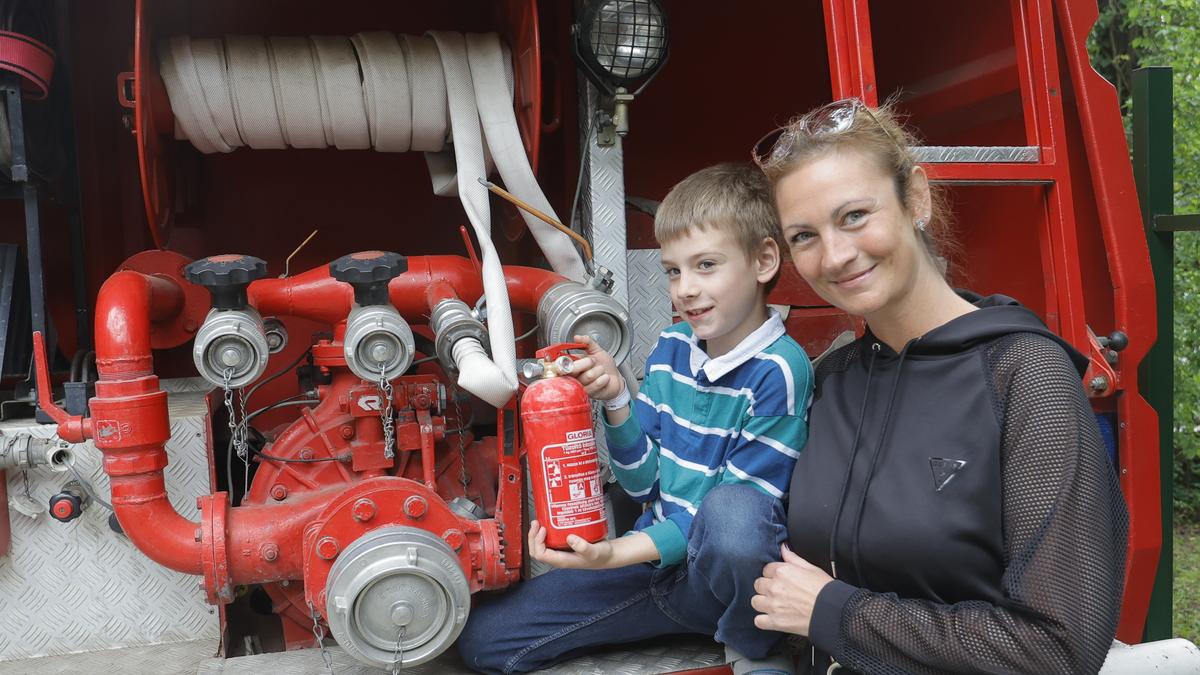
[458, 562, 696, 674]
[659, 483, 789, 659]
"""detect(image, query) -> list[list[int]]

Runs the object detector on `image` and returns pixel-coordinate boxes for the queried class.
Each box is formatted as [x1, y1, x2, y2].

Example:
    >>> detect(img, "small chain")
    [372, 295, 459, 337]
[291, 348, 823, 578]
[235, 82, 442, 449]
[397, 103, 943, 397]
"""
[378, 363, 395, 459]
[20, 467, 31, 500]
[222, 367, 250, 494]
[308, 601, 335, 674]
[390, 625, 406, 674]
[451, 393, 469, 499]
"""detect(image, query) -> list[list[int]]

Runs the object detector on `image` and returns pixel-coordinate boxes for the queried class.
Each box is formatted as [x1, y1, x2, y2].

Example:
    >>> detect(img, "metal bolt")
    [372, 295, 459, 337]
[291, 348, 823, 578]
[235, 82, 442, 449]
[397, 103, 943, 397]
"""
[270, 484, 289, 501]
[1089, 376, 1109, 392]
[194, 528, 203, 542]
[390, 601, 415, 626]
[404, 496, 428, 519]
[442, 529, 465, 551]
[299, 448, 314, 460]
[220, 346, 243, 367]
[352, 498, 377, 522]
[260, 542, 279, 562]
[340, 425, 355, 439]
[316, 536, 339, 560]
[369, 341, 394, 363]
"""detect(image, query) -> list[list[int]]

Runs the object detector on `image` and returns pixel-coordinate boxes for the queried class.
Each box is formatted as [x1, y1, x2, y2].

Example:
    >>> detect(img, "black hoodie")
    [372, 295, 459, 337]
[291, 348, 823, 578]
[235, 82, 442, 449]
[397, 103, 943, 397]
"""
[787, 293, 1127, 675]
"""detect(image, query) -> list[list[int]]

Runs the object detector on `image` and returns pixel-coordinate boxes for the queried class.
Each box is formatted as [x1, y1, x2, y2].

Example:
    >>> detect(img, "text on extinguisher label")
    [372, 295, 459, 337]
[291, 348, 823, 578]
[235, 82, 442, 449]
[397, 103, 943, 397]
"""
[540, 428, 605, 529]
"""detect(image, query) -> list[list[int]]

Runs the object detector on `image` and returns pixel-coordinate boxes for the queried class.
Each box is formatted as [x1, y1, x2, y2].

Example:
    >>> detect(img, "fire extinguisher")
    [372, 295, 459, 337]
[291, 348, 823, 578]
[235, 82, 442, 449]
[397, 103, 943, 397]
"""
[521, 343, 609, 550]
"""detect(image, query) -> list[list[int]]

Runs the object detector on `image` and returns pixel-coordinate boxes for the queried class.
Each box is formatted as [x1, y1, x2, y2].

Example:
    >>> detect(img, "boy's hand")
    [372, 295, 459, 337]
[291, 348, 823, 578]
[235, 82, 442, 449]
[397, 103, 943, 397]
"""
[527, 521, 660, 570]
[528, 519, 616, 569]
[569, 334, 625, 403]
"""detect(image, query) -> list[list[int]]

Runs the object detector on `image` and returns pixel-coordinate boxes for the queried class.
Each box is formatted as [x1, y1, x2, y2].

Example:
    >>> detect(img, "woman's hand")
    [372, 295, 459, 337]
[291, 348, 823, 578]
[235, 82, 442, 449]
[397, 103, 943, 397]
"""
[568, 334, 625, 403]
[751, 544, 835, 636]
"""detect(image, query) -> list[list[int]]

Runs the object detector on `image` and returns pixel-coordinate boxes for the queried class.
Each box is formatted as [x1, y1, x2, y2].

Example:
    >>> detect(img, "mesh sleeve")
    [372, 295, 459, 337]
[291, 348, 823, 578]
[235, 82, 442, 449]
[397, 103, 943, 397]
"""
[830, 333, 1128, 675]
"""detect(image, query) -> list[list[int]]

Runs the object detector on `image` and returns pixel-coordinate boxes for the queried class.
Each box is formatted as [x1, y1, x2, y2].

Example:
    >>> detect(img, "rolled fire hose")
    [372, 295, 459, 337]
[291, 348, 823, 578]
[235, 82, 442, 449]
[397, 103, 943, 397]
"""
[158, 31, 590, 407]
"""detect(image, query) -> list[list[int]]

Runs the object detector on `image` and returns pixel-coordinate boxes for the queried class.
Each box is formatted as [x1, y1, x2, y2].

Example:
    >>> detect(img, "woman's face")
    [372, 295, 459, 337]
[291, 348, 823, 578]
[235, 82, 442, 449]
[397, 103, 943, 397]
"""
[774, 148, 929, 319]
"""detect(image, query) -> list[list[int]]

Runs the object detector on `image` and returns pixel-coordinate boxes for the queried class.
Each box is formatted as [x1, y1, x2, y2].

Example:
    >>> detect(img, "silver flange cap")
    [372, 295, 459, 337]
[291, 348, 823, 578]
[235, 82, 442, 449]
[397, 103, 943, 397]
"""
[537, 281, 631, 365]
[343, 304, 415, 381]
[192, 308, 270, 388]
[325, 526, 470, 669]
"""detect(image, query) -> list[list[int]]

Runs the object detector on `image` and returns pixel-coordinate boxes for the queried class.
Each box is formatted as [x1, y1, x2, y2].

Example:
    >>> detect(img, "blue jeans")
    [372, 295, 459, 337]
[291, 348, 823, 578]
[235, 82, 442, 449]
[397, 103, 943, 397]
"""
[457, 484, 789, 674]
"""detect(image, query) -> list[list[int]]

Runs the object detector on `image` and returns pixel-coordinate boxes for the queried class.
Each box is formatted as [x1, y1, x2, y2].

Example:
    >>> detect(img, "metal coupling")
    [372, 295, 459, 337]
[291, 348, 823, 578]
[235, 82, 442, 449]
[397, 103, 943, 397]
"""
[192, 307, 270, 388]
[0, 433, 67, 470]
[431, 298, 488, 374]
[537, 280, 631, 366]
[343, 304, 415, 381]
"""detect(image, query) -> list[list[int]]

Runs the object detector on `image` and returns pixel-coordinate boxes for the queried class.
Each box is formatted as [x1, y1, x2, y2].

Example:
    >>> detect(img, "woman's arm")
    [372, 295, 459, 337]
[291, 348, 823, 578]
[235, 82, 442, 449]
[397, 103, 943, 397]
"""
[755, 334, 1127, 674]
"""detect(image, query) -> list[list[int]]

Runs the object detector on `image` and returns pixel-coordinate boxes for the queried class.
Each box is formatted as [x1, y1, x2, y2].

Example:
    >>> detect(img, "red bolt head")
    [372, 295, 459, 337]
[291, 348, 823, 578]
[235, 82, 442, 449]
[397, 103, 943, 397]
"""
[299, 448, 314, 460]
[260, 542, 279, 562]
[270, 484, 289, 501]
[442, 529, 465, 551]
[340, 425, 355, 439]
[352, 498, 377, 522]
[403, 496, 428, 519]
[316, 536, 339, 560]
[414, 394, 431, 409]
[52, 500, 75, 519]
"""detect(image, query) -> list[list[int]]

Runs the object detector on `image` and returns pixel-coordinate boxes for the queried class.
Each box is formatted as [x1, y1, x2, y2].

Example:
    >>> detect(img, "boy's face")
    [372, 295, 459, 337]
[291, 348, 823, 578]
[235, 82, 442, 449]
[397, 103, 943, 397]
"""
[660, 227, 779, 358]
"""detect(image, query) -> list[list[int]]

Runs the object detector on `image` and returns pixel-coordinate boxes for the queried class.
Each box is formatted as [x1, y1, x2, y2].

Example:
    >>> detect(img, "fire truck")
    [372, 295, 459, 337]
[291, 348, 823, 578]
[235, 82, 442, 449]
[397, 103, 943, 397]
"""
[0, 0, 1195, 672]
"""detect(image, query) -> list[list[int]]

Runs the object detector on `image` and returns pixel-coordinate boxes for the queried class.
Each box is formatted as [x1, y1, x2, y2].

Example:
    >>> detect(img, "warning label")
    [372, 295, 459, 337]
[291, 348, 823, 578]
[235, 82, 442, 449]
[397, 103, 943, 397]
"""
[540, 428, 605, 529]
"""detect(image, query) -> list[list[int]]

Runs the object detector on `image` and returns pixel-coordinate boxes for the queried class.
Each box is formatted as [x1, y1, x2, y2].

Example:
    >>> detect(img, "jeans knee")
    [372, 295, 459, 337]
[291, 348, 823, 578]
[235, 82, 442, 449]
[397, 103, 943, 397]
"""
[693, 484, 784, 569]
[457, 602, 511, 674]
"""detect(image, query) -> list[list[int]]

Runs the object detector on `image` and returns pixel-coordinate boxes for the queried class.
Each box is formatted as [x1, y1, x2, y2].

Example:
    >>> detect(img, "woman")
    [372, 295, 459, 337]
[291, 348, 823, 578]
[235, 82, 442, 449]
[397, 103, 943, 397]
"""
[748, 100, 1127, 675]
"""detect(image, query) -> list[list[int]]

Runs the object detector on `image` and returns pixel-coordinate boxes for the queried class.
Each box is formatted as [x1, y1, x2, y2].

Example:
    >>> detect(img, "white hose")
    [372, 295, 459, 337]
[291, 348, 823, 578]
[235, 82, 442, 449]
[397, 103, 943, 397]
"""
[158, 31, 585, 406]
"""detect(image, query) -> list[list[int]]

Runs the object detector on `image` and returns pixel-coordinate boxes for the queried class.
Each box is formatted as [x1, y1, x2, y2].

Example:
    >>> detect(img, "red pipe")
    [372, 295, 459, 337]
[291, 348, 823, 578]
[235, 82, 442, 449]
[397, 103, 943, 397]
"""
[0, 470, 9, 558]
[96, 271, 184, 378]
[249, 256, 565, 323]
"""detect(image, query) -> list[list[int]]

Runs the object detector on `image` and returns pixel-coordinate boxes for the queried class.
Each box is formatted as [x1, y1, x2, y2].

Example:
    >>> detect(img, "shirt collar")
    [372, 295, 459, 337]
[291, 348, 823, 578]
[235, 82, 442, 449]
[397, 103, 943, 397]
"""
[688, 308, 786, 381]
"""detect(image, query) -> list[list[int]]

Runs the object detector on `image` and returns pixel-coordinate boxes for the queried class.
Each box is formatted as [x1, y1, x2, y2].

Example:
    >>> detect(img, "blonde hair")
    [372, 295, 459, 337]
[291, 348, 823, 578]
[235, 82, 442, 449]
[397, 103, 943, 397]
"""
[655, 163, 783, 291]
[759, 101, 956, 275]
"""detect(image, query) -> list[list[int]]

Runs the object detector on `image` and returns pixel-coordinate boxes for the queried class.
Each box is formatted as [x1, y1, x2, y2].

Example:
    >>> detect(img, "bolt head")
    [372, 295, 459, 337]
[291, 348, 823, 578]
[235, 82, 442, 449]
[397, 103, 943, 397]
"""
[193, 528, 203, 542]
[316, 536, 339, 560]
[403, 495, 428, 519]
[352, 498, 377, 522]
[340, 425, 355, 439]
[299, 448, 314, 460]
[260, 542, 279, 562]
[270, 484, 289, 501]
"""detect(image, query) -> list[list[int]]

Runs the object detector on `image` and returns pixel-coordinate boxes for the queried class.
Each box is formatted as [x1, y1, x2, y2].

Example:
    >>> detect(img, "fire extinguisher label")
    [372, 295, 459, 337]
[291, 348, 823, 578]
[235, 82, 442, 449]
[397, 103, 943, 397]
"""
[541, 428, 605, 529]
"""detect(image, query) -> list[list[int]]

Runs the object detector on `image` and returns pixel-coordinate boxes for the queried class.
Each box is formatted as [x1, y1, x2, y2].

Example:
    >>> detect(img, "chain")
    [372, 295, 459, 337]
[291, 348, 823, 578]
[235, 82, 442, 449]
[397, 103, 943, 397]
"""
[308, 601, 335, 674]
[378, 363, 395, 459]
[390, 625, 406, 674]
[451, 393, 470, 499]
[222, 367, 250, 493]
[20, 467, 31, 500]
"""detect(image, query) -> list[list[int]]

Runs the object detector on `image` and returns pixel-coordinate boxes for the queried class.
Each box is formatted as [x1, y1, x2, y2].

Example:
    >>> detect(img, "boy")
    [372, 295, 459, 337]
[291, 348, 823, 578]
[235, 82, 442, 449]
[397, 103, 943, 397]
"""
[459, 164, 813, 675]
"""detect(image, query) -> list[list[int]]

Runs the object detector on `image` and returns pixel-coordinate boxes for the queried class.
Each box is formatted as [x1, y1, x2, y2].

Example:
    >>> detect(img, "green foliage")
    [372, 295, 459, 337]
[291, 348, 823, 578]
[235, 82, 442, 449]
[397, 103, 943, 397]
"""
[1091, 0, 1200, 521]
[1176, 525, 1200, 643]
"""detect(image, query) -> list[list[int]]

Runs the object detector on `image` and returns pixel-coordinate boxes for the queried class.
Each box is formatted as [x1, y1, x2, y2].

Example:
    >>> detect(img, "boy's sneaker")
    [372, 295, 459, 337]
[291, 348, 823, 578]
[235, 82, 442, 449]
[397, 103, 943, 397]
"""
[724, 645, 797, 675]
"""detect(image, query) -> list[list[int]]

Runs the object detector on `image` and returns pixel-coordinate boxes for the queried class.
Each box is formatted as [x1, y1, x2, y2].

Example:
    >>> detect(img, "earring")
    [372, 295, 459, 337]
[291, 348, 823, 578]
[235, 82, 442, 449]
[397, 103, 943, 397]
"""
[915, 217, 928, 231]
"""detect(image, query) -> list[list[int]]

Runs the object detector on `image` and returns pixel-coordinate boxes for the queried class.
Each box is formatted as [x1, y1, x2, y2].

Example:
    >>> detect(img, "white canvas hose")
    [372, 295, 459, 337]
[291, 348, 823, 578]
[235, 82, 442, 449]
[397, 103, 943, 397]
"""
[158, 31, 589, 407]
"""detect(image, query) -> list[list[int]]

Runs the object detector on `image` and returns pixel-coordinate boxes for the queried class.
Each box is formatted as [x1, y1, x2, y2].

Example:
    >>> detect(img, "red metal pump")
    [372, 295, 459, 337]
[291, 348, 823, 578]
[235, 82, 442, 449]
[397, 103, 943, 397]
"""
[521, 343, 607, 550]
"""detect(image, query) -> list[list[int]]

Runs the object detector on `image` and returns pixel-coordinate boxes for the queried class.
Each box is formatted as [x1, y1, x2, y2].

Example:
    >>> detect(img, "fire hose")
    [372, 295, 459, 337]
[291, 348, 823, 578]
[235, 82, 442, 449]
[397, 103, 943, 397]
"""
[158, 31, 589, 407]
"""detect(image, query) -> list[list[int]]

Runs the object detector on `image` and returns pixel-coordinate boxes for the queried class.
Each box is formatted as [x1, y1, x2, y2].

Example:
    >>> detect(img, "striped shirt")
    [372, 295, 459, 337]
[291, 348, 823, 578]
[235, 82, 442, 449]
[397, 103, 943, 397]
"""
[604, 310, 813, 567]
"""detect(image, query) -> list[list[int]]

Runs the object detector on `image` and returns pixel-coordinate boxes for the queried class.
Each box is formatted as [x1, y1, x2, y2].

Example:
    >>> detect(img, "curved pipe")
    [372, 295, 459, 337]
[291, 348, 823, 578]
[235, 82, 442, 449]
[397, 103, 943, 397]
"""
[96, 271, 185, 378]
[248, 255, 565, 323]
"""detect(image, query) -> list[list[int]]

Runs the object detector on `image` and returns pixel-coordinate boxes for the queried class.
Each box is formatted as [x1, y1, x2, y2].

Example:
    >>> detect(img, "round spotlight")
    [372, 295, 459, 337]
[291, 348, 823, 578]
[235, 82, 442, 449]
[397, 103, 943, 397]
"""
[574, 0, 669, 95]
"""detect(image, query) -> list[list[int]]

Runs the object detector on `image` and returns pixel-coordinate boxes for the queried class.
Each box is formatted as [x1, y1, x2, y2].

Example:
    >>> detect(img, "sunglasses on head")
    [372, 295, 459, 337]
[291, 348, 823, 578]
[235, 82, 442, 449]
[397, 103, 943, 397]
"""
[751, 98, 900, 171]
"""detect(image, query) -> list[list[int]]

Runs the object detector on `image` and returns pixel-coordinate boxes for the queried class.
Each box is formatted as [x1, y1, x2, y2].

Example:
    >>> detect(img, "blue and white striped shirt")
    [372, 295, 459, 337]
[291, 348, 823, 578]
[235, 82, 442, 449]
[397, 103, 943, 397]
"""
[604, 310, 813, 566]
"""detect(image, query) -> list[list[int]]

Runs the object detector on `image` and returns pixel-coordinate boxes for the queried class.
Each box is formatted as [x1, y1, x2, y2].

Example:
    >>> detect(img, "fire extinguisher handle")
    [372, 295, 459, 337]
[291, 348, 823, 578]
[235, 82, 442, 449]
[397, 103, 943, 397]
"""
[534, 342, 587, 363]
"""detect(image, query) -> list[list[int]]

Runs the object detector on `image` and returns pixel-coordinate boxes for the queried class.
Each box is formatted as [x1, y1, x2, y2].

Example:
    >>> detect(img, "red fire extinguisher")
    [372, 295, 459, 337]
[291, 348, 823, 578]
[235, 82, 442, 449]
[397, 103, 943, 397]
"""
[521, 343, 609, 550]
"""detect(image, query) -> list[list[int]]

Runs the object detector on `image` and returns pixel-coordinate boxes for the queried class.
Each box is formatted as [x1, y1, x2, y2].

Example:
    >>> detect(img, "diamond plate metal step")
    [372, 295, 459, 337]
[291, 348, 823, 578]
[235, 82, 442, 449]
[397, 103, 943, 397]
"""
[198, 635, 724, 674]
[0, 638, 219, 674]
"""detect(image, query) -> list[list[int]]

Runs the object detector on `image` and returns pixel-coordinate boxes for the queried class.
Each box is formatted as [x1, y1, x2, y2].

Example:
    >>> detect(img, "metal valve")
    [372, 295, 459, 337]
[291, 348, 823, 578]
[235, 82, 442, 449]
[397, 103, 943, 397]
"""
[330, 251, 415, 381]
[49, 481, 89, 523]
[186, 254, 271, 388]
